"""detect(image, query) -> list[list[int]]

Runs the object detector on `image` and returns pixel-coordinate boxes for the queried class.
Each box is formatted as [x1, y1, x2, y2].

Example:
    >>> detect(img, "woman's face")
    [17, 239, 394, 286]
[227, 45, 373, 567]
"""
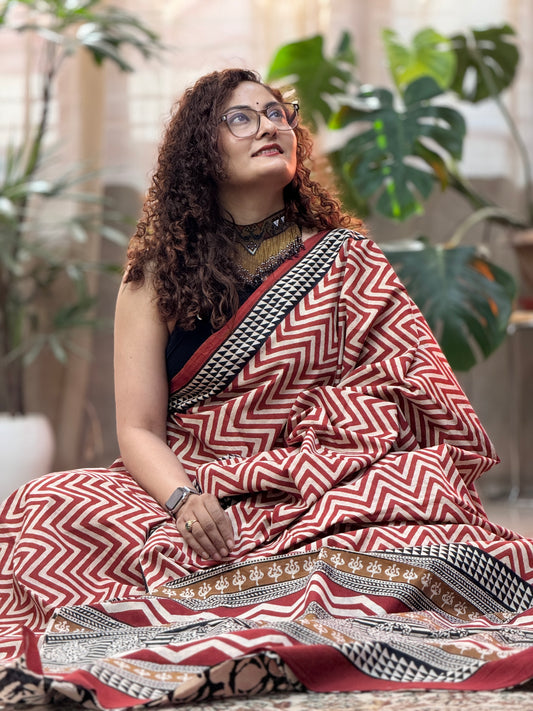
[217, 81, 298, 204]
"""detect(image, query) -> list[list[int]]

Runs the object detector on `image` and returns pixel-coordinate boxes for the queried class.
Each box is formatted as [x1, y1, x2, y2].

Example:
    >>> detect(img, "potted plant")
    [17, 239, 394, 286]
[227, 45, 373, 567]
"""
[267, 24, 529, 372]
[0, 0, 162, 493]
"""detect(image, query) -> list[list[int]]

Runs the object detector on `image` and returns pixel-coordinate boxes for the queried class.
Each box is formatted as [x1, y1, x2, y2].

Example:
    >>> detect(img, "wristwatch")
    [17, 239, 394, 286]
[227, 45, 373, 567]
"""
[165, 486, 199, 517]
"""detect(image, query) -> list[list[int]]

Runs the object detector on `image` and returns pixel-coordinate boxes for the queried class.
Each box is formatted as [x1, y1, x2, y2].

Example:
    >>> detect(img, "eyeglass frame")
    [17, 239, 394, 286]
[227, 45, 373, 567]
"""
[219, 101, 300, 138]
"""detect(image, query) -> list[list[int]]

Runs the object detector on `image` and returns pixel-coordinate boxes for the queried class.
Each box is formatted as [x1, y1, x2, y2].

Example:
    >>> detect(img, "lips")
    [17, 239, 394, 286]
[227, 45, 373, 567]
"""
[253, 143, 283, 157]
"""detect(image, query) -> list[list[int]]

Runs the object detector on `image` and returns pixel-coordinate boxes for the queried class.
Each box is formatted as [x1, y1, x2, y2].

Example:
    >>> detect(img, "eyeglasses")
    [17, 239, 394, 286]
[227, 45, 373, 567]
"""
[220, 102, 299, 138]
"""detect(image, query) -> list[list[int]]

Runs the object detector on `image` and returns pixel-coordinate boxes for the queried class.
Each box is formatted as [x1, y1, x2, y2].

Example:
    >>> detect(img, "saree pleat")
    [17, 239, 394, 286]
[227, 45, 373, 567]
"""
[1, 232, 533, 708]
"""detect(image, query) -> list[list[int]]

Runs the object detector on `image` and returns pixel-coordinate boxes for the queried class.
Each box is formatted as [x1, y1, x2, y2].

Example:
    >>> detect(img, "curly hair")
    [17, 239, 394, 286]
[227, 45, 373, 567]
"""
[125, 68, 363, 330]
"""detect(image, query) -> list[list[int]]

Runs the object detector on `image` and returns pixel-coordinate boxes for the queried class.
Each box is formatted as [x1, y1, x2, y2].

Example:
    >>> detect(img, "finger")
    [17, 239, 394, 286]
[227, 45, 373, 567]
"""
[181, 517, 227, 561]
[178, 495, 234, 560]
[202, 497, 235, 550]
[194, 517, 229, 560]
[183, 494, 235, 553]
[190, 509, 233, 560]
[178, 517, 214, 560]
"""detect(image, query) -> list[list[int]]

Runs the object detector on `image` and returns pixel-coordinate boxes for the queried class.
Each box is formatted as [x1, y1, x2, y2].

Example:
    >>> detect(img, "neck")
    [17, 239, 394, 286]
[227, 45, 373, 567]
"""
[218, 190, 285, 226]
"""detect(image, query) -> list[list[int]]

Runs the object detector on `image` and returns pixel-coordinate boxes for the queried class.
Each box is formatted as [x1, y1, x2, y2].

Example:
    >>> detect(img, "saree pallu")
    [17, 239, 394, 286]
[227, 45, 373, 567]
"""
[2, 230, 533, 709]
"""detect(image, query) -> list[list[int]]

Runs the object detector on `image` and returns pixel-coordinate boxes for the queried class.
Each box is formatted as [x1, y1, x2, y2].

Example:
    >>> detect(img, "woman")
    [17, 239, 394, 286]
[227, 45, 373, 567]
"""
[2, 68, 533, 708]
[112, 68, 333, 564]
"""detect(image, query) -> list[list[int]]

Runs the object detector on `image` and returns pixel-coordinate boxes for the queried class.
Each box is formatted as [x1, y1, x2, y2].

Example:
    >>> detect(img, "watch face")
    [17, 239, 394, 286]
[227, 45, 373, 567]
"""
[167, 488, 185, 510]
[166, 486, 194, 513]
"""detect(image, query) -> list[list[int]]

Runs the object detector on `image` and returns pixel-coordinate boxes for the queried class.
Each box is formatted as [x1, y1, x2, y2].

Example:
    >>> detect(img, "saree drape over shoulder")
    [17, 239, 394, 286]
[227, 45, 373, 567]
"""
[2, 231, 533, 709]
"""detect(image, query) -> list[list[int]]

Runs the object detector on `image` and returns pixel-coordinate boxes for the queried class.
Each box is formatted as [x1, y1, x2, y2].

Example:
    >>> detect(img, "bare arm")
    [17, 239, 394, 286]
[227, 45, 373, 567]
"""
[114, 277, 234, 560]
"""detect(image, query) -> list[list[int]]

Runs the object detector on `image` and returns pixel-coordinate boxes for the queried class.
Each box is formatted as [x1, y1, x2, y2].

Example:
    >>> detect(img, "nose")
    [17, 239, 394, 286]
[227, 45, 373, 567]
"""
[257, 112, 278, 136]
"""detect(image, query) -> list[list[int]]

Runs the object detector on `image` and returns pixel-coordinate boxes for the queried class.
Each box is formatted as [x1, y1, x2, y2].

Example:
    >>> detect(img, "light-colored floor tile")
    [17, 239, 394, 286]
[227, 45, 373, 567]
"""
[484, 498, 533, 537]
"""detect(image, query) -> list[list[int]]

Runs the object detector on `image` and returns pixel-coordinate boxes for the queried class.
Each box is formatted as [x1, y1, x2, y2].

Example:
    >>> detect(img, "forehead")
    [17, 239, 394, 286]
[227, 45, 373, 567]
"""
[223, 81, 278, 110]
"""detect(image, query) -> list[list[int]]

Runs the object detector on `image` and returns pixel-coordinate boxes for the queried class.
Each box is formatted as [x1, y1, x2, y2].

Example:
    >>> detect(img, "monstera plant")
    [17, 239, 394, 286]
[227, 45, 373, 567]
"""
[267, 25, 526, 371]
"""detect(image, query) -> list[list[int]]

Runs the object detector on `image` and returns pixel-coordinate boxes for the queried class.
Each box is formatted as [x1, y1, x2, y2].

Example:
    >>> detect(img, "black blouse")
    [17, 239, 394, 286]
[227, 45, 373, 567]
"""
[165, 285, 256, 380]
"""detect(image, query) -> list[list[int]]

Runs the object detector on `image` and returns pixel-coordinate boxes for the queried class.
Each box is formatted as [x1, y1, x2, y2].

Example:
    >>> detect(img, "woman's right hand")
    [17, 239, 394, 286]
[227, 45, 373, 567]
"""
[176, 493, 235, 561]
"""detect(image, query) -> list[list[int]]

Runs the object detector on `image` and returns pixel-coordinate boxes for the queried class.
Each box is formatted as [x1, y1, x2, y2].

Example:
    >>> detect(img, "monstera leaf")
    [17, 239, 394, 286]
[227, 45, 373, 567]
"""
[327, 149, 372, 218]
[450, 24, 519, 103]
[383, 27, 456, 92]
[331, 77, 465, 220]
[385, 241, 516, 371]
[267, 32, 356, 131]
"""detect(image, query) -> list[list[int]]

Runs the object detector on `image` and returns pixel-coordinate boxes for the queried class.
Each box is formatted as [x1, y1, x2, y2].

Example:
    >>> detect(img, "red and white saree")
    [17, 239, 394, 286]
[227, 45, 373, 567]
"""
[1, 230, 533, 708]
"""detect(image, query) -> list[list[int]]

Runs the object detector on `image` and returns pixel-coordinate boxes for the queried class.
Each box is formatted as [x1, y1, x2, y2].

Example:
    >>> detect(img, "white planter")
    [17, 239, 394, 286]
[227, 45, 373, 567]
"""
[0, 413, 55, 502]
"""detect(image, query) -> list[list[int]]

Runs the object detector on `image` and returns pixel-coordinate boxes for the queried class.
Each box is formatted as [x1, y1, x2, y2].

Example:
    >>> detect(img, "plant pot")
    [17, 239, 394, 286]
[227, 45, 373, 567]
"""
[512, 229, 533, 310]
[0, 413, 55, 502]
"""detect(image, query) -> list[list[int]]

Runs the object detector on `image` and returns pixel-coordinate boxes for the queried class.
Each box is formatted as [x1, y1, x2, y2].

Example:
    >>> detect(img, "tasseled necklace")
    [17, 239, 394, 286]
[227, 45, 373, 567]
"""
[224, 209, 304, 288]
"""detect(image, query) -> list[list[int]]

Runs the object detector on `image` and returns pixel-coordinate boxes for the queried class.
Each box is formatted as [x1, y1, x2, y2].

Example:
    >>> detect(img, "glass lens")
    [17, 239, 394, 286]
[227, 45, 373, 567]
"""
[224, 108, 257, 137]
[265, 103, 291, 127]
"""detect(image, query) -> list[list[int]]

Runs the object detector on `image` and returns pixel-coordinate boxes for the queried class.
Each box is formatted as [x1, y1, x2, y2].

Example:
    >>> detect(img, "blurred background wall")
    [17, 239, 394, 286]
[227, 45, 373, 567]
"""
[1, 0, 532, 498]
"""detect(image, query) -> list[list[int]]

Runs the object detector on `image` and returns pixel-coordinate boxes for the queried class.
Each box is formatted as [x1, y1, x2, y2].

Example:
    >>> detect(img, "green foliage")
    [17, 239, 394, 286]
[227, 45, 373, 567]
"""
[383, 28, 456, 92]
[450, 24, 519, 102]
[0, 1, 161, 413]
[332, 77, 465, 220]
[2, 0, 163, 71]
[268, 31, 466, 221]
[267, 24, 522, 224]
[266, 23, 525, 371]
[267, 32, 356, 131]
[0, 144, 124, 367]
[387, 242, 516, 371]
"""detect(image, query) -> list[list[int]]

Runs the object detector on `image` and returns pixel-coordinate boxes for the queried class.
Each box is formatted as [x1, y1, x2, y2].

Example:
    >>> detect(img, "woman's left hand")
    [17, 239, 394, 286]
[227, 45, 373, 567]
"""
[176, 493, 235, 561]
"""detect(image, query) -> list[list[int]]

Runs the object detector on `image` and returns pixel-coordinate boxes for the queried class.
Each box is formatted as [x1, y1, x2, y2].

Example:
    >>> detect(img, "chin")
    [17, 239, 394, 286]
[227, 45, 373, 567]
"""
[257, 164, 296, 186]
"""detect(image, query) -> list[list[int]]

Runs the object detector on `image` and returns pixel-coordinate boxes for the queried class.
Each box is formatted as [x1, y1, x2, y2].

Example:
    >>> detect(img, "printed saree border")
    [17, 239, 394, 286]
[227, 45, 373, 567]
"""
[168, 228, 363, 414]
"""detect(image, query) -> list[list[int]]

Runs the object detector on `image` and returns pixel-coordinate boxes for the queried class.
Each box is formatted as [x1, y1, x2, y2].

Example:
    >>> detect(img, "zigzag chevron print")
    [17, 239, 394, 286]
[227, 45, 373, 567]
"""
[1, 234, 533, 708]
